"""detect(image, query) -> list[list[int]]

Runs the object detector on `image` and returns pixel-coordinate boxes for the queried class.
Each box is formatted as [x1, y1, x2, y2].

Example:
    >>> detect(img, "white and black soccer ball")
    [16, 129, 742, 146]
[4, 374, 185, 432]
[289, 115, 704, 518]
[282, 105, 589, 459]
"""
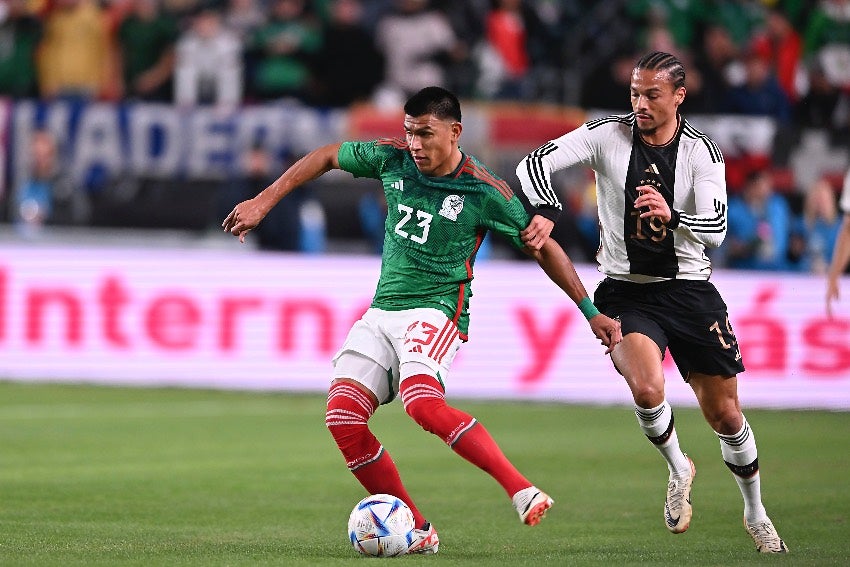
[347, 493, 415, 557]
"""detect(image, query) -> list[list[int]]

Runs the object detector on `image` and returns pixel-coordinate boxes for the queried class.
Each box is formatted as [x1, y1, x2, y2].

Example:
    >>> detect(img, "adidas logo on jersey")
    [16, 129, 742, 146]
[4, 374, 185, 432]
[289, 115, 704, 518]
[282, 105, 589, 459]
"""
[391, 179, 404, 192]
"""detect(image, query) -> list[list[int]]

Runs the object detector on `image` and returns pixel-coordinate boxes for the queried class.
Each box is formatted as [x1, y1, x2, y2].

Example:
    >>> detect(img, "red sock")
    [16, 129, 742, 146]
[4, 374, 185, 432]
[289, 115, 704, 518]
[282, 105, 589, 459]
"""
[401, 374, 531, 497]
[326, 381, 428, 528]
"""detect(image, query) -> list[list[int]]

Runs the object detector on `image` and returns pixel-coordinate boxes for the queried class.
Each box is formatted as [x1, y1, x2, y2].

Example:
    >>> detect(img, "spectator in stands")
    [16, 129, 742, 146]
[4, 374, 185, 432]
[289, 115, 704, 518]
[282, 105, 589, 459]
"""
[37, 0, 115, 100]
[686, 24, 739, 114]
[312, 0, 384, 107]
[0, 0, 42, 98]
[223, 0, 266, 42]
[117, 0, 179, 102]
[14, 131, 52, 233]
[725, 169, 794, 271]
[245, 0, 322, 102]
[723, 50, 792, 124]
[219, 142, 326, 252]
[580, 48, 637, 112]
[14, 130, 90, 235]
[436, 0, 487, 98]
[161, 0, 201, 23]
[826, 168, 850, 317]
[479, 0, 533, 100]
[625, 0, 706, 49]
[222, 0, 266, 99]
[776, 0, 810, 30]
[174, 5, 242, 107]
[796, 60, 848, 135]
[804, 0, 850, 91]
[372, 0, 462, 108]
[708, 0, 766, 48]
[749, 7, 802, 104]
[789, 176, 843, 273]
[476, 0, 562, 101]
[358, 190, 387, 254]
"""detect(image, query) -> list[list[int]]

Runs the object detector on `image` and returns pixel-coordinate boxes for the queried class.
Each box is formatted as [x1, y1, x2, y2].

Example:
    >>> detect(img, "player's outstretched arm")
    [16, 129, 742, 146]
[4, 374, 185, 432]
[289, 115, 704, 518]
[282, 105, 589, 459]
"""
[826, 213, 850, 318]
[526, 239, 622, 353]
[222, 142, 342, 243]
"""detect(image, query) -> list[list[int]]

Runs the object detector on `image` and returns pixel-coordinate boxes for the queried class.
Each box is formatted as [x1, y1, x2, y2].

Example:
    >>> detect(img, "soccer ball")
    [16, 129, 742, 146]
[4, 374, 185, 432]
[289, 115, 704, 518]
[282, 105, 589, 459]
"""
[347, 493, 416, 557]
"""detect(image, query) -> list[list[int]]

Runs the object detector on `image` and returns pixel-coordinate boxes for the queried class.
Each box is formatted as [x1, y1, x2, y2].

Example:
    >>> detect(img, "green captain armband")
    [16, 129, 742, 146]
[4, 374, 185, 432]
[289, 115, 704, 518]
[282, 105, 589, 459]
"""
[578, 297, 600, 320]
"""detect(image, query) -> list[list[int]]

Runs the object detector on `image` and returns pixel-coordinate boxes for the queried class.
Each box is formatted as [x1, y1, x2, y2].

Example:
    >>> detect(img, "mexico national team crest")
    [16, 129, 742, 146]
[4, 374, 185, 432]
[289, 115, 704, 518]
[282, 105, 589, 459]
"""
[439, 194, 464, 221]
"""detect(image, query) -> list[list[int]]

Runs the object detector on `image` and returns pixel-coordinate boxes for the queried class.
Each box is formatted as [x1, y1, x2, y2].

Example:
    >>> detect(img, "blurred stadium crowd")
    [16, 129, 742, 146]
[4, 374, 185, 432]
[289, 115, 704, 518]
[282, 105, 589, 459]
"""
[2, 0, 849, 273]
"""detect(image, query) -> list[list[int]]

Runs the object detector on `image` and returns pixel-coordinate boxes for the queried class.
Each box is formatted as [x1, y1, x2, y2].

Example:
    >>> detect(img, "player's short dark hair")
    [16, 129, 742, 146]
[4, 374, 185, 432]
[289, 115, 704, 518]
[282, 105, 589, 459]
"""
[635, 51, 686, 90]
[404, 86, 462, 122]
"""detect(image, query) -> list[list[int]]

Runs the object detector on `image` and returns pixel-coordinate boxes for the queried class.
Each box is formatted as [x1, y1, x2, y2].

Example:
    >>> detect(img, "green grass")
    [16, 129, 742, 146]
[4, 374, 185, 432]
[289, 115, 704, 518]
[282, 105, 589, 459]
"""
[0, 382, 847, 566]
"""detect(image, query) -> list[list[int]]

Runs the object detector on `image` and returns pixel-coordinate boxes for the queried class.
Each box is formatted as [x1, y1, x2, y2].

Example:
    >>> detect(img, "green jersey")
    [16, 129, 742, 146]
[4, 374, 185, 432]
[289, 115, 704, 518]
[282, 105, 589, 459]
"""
[338, 138, 531, 336]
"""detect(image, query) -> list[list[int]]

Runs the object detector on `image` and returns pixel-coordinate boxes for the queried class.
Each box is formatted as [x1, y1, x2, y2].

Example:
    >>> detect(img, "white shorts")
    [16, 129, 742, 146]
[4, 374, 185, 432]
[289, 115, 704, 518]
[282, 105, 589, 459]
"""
[331, 308, 463, 404]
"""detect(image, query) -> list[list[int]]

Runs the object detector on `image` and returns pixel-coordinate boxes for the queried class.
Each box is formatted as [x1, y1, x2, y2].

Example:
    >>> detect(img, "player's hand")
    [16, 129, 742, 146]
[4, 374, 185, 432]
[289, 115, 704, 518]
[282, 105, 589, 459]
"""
[826, 277, 840, 319]
[222, 198, 267, 243]
[521, 214, 555, 251]
[634, 185, 671, 223]
[588, 314, 622, 355]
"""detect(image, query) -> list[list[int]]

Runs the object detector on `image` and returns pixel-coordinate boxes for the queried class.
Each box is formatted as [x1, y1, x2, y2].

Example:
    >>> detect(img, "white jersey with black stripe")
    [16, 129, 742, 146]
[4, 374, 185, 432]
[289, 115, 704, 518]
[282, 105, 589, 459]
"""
[517, 113, 727, 282]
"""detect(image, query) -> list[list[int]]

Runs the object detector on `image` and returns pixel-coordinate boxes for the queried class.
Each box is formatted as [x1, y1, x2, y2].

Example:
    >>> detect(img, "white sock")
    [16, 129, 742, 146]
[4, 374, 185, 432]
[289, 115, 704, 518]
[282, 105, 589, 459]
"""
[635, 401, 691, 476]
[716, 416, 767, 522]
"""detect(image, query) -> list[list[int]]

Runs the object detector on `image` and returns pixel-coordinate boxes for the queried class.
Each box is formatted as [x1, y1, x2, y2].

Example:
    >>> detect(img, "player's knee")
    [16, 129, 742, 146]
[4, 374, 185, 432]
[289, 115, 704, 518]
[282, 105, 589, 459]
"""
[631, 383, 665, 408]
[697, 393, 742, 434]
[401, 375, 475, 444]
[403, 391, 445, 433]
[406, 397, 466, 442]
[622, 367, 665, 407]
[706, 408, 743, 435]
[326, 381, 376, 441]
[401, 375, 448, 434]
[326, 382, 383, 469]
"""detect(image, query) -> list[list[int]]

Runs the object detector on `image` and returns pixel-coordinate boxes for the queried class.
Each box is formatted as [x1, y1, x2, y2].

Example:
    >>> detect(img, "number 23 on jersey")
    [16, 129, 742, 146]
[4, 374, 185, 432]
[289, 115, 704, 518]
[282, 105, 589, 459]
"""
[395, 203, 433, 244]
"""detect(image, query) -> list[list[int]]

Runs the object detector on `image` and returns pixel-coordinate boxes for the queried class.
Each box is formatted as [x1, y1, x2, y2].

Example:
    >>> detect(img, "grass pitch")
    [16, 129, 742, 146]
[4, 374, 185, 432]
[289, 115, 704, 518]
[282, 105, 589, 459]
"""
[0, 381, 847, 566]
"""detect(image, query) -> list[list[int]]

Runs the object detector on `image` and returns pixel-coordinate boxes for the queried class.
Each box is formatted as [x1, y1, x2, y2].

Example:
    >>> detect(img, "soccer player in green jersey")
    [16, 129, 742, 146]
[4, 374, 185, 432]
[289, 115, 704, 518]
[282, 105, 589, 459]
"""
[223, 86, 622, 554]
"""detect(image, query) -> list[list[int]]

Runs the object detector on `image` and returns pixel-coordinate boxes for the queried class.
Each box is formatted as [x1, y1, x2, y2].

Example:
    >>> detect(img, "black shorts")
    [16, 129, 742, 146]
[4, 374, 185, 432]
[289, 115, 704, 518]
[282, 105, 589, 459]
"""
[594, 278, 746, 381]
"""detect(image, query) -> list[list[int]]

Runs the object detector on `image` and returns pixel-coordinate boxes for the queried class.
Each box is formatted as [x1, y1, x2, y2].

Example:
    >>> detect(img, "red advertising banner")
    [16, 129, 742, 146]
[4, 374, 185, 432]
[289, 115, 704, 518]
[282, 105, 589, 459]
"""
[1, 245, 847, 409]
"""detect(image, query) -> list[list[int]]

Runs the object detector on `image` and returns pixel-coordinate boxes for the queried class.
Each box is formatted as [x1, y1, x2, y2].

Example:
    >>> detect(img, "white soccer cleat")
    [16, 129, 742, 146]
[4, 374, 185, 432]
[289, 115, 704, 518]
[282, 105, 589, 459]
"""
[744, 517, 788, 553]
[512, 487, 554, 526]
[664, 455, 696, 533]
[407, 521, 439, 554]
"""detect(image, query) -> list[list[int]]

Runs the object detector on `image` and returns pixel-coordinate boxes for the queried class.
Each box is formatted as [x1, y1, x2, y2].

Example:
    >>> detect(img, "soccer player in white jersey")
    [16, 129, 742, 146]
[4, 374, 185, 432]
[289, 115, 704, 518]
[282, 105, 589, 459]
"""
[826, 169, 850, 318]
[516, 51, 788, 553]
[223, 86, 622, 554]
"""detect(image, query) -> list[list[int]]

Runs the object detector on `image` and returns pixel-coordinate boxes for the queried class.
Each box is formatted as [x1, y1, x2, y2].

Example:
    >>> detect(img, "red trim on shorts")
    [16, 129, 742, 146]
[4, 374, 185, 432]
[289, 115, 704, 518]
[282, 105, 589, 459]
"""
[435, 326, 459, 364]
[428, 320, 452, 360]
[428, 320, 459, 364]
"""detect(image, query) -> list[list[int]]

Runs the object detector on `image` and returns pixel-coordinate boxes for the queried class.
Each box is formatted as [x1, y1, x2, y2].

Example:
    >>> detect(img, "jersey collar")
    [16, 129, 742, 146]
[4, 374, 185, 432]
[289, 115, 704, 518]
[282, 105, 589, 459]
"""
[447, 151, 468, 178]
[637, 114, 683, 148]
